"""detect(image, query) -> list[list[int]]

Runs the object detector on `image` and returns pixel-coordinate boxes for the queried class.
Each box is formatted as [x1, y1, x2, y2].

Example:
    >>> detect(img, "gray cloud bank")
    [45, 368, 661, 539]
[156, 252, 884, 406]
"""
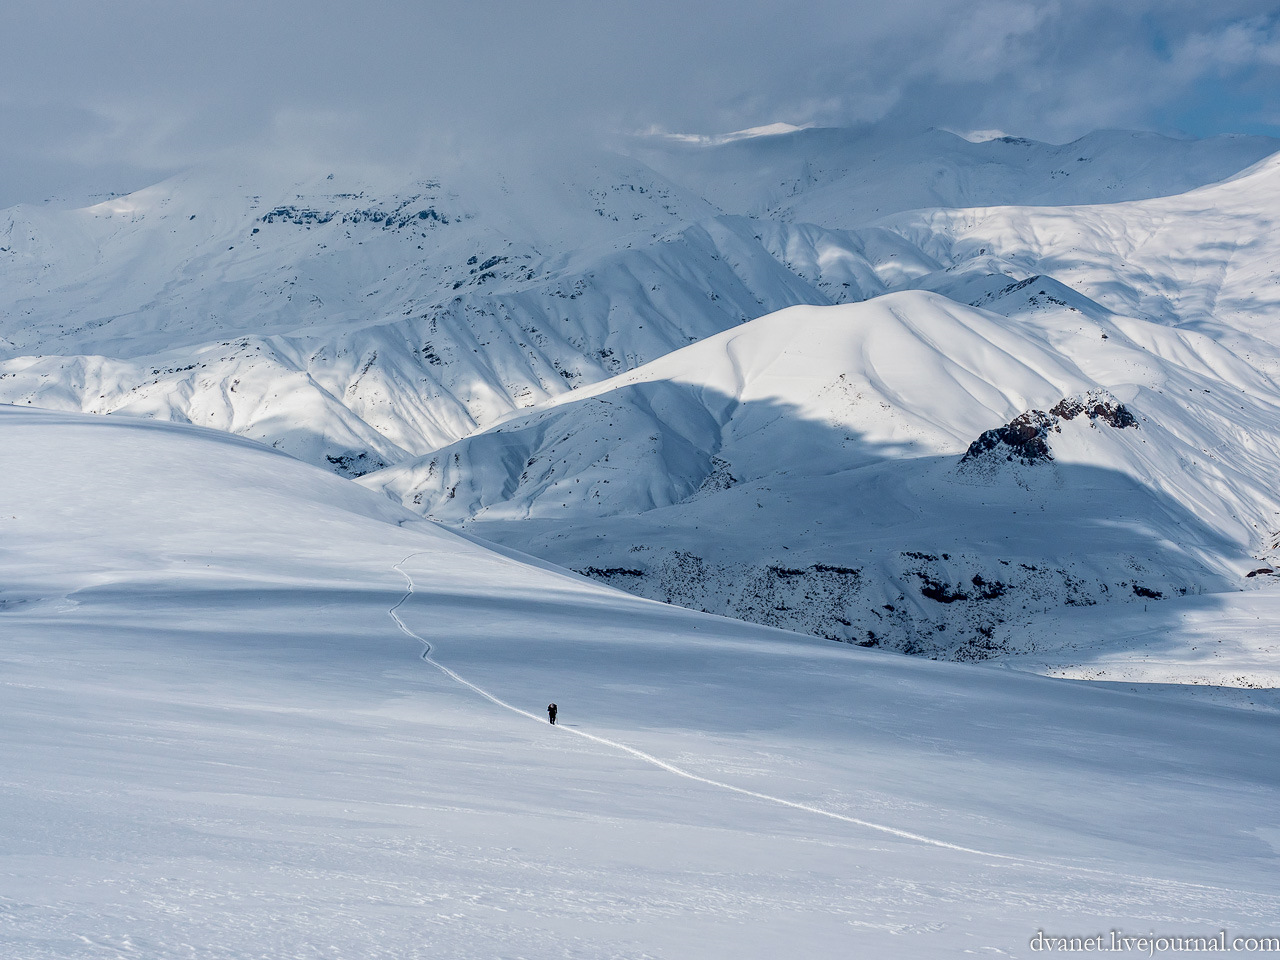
[2, 0, 1279, 205]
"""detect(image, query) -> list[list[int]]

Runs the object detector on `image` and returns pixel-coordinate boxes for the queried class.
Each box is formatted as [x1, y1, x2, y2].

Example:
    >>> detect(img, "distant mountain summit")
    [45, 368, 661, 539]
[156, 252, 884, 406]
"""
[630, 125, 1280, 222]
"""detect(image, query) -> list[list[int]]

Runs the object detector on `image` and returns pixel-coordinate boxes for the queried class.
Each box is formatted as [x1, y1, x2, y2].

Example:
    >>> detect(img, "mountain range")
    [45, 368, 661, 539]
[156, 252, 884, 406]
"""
[5, 124, 1280, 670]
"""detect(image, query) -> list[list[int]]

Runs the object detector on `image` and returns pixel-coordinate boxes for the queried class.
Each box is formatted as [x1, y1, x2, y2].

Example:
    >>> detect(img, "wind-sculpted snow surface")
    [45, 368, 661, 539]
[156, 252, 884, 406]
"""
[3, 406, 1280, 957]
[368, 293, 1280, 659]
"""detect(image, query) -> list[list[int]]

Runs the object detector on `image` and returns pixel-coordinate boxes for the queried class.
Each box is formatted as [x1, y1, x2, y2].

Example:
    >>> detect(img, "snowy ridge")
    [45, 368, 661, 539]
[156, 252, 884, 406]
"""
[633, 126, 1280, 223]
[876, 149, 1280, 369]
[1, 129, 1275, 475]
[0, 208, 849, 469]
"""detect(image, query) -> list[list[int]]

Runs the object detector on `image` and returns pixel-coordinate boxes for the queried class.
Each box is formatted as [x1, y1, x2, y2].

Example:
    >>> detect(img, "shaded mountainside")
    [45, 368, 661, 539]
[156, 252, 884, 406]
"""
[365, 293, 1280, 659]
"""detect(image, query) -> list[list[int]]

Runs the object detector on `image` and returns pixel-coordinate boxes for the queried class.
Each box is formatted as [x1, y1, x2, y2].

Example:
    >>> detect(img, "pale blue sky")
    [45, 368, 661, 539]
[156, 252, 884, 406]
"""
[1, 1, 1277, 206]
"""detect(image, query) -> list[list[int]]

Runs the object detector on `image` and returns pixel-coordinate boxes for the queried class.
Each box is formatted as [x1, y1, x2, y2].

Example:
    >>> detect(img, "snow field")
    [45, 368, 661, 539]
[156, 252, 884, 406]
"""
[2, 407, 1279, 958]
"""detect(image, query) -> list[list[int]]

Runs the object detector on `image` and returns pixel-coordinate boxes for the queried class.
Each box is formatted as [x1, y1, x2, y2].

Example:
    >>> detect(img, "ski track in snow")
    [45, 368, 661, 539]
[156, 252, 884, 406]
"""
[389, 554, 1019, 862]
[390, 555, 1262, 897]
[391, 555, 1264, 901]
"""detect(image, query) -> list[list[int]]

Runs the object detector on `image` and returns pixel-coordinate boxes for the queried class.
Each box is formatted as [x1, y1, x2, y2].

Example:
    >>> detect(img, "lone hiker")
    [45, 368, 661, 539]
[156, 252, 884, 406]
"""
[547, 703, 558, 725]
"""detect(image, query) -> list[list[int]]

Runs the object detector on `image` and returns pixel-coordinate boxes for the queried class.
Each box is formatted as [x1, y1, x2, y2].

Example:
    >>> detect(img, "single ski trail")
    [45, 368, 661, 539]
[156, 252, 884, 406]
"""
[390, 553, 1256, 898]
[389, 555, 1019, 860]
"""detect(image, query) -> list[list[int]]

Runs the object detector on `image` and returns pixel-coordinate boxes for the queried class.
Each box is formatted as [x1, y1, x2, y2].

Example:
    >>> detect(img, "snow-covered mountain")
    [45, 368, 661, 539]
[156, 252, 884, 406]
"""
[5, 125, 1280, 662]
[0, 154, 764, 469]
[7, 122, 1280, 956]
[4, 404, 1279, 957]
[878, 149, 1280, 371]
[0, 165, 853, 470]
[632, 125, 1280, 223]
[365, 289, 1280, 659]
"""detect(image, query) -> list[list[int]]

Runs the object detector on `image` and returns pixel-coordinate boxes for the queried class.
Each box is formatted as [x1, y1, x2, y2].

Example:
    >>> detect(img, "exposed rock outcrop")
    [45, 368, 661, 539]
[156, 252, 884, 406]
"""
[959, 391, 1137, 468]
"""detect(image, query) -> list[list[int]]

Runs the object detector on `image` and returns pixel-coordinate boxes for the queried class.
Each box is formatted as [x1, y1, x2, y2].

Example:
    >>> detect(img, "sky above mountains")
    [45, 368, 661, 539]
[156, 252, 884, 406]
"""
[2, 1, 1279, 207]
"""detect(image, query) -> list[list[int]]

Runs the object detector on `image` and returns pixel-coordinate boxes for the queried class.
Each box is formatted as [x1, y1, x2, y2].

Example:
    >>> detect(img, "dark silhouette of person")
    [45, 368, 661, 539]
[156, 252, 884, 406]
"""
[547, 703, 558, 725]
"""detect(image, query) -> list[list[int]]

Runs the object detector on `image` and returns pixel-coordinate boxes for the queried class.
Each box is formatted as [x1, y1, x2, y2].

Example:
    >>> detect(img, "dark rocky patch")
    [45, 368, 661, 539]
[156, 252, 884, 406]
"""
[324, 451, 386, 478]
[961, 410, 1055, 465]
[960, 391, 1139, 468]
[1050, 395, 1138, 428]
[579, 566, 644, 580]
[261, 200, 452, 229]
[970, 574, 1007, 599]
[918, 575, 969, 604]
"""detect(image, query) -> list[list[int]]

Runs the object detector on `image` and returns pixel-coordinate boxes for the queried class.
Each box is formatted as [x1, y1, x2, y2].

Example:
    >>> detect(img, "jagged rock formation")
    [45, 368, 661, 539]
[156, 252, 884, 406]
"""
[960, 410, 1058, 465]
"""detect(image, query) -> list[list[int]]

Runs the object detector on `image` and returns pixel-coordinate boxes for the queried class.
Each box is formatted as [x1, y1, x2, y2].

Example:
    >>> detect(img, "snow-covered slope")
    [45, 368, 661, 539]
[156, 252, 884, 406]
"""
[0, 163, 836, 470]
[366, 290, 1280, 658]
[878, 149, 1280, 370]
[0, 153, 719, 357]
[1005, 585, 1280, 707]
[3, 404, 1280, 957]
[632, 125, 1280, 223]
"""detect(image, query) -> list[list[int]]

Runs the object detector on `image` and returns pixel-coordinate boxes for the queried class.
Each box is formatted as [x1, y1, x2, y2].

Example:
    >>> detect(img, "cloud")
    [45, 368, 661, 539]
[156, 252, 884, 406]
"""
[0, 1, 1278, 205]
[1176, 15, 1280, 69]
